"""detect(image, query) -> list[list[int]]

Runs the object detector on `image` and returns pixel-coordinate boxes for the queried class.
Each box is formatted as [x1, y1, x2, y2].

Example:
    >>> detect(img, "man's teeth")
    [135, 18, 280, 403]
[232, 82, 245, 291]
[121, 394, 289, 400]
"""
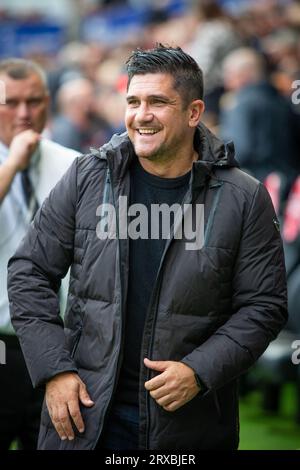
[138, 129, 158, 134]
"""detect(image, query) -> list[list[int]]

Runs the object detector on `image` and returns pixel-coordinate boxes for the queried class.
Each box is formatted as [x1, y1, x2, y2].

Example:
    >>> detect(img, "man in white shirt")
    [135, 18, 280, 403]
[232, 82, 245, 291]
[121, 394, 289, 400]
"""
[0, 58, 79, 449]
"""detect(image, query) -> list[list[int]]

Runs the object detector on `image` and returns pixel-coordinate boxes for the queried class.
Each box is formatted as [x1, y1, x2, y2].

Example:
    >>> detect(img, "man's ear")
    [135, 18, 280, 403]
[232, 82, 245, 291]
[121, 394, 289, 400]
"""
[188, 100, 205, 128]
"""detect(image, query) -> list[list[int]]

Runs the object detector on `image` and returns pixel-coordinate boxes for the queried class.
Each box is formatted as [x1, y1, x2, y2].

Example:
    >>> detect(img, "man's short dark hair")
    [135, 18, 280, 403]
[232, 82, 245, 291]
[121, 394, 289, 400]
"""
[0, 58, 48, 89]
[126, 44, 204, 108]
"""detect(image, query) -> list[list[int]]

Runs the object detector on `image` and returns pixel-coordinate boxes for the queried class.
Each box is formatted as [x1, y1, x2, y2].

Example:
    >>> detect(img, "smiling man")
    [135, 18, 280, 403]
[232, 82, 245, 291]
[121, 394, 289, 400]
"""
[125, 72, 203, 174]
[7, 45, 287, 450]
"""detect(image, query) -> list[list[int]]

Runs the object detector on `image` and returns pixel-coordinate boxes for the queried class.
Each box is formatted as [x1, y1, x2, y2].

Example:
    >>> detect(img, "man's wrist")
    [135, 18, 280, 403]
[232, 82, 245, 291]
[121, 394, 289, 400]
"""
[3, 158, 19, 174]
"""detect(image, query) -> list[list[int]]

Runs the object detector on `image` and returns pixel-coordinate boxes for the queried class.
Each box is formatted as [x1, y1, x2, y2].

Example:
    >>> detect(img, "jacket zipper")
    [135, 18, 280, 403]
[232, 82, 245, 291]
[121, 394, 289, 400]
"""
[144, 176, 220, 448]
[144, 188, 195, 449]
[93, 161, 125, 448]
[204, 182, 222, 244]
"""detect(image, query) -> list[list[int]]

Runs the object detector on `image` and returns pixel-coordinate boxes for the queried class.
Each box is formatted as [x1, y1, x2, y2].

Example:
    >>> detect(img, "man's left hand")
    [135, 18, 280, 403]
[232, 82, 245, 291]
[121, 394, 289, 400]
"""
[144, 358, 200, 412]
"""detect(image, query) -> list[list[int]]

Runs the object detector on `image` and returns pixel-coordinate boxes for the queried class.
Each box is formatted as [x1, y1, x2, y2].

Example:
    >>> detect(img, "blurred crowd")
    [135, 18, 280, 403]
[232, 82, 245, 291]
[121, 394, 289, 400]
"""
[26, 0, 300, 256]
[1, 0, 300, 427]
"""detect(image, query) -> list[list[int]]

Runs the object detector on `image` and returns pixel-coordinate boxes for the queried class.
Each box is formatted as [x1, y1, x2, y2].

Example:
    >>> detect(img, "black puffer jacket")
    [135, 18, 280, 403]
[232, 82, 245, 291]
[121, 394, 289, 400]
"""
[7, 123, 287, 450]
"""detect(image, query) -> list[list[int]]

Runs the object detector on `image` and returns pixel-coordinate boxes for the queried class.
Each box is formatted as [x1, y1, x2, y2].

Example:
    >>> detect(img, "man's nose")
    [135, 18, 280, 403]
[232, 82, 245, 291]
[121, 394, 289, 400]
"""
[136, 103, 153, 123]
[16, 102, 30, 119]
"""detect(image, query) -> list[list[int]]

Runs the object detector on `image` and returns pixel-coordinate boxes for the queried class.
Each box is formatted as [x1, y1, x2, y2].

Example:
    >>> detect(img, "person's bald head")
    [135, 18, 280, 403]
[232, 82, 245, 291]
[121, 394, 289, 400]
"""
[222, 48, 266, 91]
[0, 58, 48, 88]
[57, 78, 94, 116]
[0, 58, 49, 146]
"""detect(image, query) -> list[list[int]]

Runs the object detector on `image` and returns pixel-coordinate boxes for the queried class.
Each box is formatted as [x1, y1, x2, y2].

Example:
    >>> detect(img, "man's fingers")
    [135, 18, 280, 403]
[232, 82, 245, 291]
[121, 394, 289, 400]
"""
[52, 418, 68, 441]
[51, 408, 69, 441]
[156, 394, 174, 408]
[45, 373, 93, 441]
[163, 401, 181, 412]
[58, 405, 75, 440]
[78, 383, 94, 407]
[68, 399, 85, 434]
[145, 373, 166, 391]
[148, 385, 181, 411]
[50, 400, 84, 440]
[144, 357, 169, 372]
[150, 386, 169, 400]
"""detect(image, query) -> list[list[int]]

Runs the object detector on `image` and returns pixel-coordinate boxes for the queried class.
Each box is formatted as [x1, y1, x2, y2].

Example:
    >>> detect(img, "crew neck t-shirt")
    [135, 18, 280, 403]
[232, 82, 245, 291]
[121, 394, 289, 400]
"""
[115, 157, 191, 407]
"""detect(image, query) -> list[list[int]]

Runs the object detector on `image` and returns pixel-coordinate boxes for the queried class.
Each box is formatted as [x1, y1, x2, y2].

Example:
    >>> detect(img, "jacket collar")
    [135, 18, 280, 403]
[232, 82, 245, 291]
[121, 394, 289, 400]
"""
[93, 123, 239, 185]
[191, 122, 239, 189]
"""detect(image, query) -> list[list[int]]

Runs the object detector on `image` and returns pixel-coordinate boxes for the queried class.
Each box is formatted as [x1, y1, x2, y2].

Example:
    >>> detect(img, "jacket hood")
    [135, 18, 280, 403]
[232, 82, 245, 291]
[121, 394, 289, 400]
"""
[196, 122, 238, 168]
[189, 122, 239, 189]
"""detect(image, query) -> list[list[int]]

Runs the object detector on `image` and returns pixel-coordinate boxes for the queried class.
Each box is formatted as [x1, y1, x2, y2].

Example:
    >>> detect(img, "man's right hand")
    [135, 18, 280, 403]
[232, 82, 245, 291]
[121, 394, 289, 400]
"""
[45, 372, 94, 441]
[7, 129, 41, 172]
[0, 130, 41, 203]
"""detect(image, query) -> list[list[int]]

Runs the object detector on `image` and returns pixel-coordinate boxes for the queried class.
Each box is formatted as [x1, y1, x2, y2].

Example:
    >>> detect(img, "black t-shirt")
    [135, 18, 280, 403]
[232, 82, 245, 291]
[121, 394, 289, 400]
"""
[115, 157, 190, 407]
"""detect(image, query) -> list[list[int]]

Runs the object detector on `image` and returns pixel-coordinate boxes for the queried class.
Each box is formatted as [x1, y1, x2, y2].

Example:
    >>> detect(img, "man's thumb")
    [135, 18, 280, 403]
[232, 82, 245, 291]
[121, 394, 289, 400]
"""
[79, 384, 94, 407]
[144, 357, 168, 371]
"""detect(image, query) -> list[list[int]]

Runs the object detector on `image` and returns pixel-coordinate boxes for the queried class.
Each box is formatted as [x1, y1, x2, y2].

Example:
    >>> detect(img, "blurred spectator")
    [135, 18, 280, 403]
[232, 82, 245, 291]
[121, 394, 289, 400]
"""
[94, 86, 126, 135]
[283, 176, 300, 245]
[50, 77, 113, 153]
[246, 0, 287, 39]
[143, 8, 197, 50]
[262, 26, 300, 118]
[285, 0, 300, 29]
[262, 27, 299, 70]
[47, 42, 89, 114]
[94, 55, 127, 134]
[47, 41, 106, 115]
[186, 0, 242, 120]
[220, 47, 300, 194]
[0, 58, 78, 450]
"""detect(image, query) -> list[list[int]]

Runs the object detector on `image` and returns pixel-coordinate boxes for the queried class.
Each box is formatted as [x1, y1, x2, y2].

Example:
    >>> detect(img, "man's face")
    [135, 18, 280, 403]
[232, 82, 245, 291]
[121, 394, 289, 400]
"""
[125, 73, 196, 162]
[0, 73, 49, 146]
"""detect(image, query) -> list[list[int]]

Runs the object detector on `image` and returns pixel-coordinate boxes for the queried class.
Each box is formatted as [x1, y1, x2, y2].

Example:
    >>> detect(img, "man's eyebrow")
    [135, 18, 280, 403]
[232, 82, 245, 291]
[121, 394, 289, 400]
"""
[126, 95, 138, 102]
[5, 94, 46, 101]
[126, 94, 173, 102]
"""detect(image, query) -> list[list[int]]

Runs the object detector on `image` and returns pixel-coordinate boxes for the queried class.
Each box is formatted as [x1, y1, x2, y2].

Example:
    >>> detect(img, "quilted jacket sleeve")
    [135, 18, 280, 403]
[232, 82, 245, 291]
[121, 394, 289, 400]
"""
[182, 183, 288, 390]
[7, 158, 79, 387]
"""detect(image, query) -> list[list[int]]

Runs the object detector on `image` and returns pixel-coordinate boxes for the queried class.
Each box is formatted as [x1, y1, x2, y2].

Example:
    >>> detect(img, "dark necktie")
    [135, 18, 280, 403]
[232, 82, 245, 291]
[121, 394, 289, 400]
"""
[21, 169, 39, 218]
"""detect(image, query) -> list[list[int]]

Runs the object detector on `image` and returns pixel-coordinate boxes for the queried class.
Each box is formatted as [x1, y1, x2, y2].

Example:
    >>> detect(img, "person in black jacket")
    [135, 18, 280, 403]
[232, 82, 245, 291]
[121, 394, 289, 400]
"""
[7, 45, 287, 450]
[220, 47, 300, 191]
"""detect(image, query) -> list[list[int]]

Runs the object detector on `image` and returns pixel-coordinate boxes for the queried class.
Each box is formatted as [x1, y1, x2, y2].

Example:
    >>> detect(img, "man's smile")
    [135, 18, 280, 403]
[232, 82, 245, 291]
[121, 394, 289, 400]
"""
[137, 128, 160, 135]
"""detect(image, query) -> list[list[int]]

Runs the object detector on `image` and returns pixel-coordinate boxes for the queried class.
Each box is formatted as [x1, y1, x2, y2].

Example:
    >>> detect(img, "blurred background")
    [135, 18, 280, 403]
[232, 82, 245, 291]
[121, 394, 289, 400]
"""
[1, 0, 300, 450]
